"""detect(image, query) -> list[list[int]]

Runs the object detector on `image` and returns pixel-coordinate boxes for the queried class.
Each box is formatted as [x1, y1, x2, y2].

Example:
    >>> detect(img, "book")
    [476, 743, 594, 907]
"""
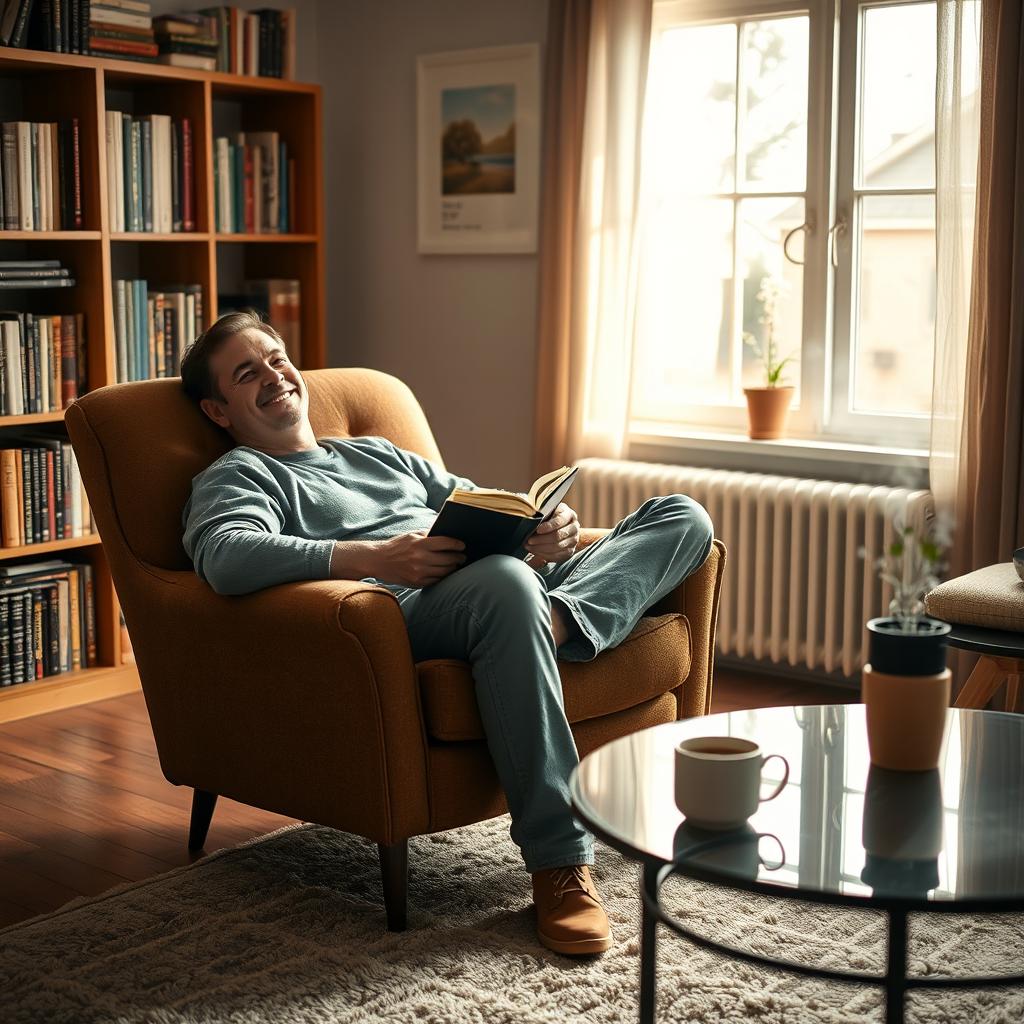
[428, 465, 579, 565]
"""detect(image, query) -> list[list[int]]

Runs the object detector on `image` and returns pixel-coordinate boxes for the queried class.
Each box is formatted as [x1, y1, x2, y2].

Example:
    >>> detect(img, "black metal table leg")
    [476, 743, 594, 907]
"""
[886, 909, 908, 1024]
[640, 861, 659, 1024]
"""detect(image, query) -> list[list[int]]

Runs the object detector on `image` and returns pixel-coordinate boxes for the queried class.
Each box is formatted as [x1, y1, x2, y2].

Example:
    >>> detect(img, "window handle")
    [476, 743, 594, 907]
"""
[828, 214, 848, 268]
[782, 221, 809, 266]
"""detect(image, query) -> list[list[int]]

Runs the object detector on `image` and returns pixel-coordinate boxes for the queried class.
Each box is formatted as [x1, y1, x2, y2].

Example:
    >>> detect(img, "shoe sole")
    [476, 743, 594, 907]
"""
[537, 929, 613, 956]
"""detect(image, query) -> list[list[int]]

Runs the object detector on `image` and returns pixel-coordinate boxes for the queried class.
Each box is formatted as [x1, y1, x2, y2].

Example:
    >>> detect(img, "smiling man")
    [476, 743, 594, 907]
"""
[180, 310, 714, 955]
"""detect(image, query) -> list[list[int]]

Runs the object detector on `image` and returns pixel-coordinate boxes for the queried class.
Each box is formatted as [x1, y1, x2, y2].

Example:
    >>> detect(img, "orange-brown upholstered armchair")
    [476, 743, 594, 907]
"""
[65, 369, 726, 930]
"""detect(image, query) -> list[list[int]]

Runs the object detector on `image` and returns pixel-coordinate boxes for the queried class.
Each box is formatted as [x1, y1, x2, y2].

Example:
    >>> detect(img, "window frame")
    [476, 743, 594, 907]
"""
[632, 0, 936, 452]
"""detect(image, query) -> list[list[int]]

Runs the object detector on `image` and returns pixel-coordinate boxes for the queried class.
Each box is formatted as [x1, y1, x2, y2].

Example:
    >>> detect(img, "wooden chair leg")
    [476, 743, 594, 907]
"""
[954, 657, 1006, 710]
[188, 789, 218, 851]
[378, 840, 408, 932]
[1006, 674, 1022, 714]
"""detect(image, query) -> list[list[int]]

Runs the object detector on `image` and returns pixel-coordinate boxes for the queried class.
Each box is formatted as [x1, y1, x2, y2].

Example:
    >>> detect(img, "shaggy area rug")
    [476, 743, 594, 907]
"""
[1, 817, 1022, 1023]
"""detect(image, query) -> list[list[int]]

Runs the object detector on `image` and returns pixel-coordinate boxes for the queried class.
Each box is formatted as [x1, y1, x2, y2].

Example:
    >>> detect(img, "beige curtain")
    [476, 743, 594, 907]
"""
[931, 1, 982, 530]
[532, 0, 592, 478]
[952, 0, 1024, 575]
[533, 0, 653, 473]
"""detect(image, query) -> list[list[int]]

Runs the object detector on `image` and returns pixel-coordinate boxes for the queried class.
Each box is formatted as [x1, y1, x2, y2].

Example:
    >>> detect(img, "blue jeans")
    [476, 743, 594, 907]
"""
[395, 495, 714, 872]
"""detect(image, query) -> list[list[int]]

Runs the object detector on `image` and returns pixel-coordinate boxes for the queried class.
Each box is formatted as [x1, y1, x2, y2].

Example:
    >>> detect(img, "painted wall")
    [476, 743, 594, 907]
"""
[317, 0, 549, 489]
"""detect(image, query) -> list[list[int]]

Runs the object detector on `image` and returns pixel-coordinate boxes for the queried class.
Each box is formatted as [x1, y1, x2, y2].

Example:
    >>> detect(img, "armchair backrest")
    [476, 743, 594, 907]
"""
[65, 368, 446, 574]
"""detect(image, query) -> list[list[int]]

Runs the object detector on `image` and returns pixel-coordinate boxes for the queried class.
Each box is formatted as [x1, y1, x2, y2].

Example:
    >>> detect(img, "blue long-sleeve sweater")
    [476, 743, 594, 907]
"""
[182, 436, 475, 595]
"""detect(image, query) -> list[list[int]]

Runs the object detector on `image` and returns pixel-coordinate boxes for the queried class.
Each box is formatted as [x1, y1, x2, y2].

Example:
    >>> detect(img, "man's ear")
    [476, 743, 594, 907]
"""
[199, 397, 230, 430]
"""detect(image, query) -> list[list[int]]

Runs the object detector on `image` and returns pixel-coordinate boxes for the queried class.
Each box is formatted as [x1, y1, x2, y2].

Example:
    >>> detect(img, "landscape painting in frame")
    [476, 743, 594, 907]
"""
[440, 84, 516, 195]
[417, 44, 539, 254]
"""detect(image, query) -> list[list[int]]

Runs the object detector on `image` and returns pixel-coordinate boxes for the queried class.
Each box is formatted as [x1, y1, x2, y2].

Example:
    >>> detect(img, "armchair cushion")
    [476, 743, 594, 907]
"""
[418, 612, 691, 741]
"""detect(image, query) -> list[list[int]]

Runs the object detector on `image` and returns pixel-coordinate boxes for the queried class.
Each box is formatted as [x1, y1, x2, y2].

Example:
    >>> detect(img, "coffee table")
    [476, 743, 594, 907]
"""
[570, 704, 1024, 1024]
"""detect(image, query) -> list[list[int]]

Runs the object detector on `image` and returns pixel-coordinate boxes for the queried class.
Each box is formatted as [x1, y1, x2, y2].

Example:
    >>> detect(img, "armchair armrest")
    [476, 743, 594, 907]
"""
[127, 570, 429, 845]
[576, 530, 727, 717]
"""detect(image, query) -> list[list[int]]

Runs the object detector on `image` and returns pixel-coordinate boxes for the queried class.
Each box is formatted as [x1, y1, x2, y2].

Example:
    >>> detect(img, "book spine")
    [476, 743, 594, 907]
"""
[10, 591, 25, 685]
[0, 323, 6, 415]
[0, 595, 10, 687]
[16, 123, 32, 230]
[61, 313, 76, 406]
[33, 448, 46, 542]
[121, 113, 132, 231]
[1, 125, 17, 230]
[51, 444, 62, 539]
[45, 583, 59, 675]
[68, 566, 81, 669]
[31, 589, 42, 679]
[83, 562, 95, 666]
[130, 118, 142, 233]
[11, 0, 35, 49]
[57, 120, 68, 229]
[182, 117, 193, 232]
[140, 117, 152, 232]
[0, 450, 18, 548]
[60, 441, 72, 538]
[170, 119, 181, 232]
[70, 116, 81, 228]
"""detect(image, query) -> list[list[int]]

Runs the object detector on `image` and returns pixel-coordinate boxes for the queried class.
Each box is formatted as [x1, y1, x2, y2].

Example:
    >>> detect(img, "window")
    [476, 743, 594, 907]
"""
[631, 0, 954, 449]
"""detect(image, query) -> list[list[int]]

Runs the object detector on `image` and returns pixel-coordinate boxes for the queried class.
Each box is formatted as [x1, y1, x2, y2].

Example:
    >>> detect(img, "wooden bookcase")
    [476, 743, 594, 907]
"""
[0, 47, 324, 722]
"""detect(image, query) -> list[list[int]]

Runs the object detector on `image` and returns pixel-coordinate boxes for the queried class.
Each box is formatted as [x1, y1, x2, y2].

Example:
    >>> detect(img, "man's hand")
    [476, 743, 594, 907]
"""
[525, 503, 580, 566]
[361, 530, 466, 588]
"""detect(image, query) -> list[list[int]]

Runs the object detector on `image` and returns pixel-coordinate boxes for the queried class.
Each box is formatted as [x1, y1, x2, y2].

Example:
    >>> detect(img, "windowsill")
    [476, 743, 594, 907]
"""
[628, 427, 930, 489]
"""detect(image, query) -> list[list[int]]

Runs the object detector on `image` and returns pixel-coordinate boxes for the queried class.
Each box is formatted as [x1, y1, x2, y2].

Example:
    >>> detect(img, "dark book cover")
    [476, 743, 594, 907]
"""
[1, 125, 18, 230]
[31, 588, 42, 679]
[0, 259, 61, 269]
[45, 582, 59, 674]
[140, 117, 152, 233]
[29, 122, 39, 230]
[61, 313, 76, 406]
[53, 0, 62, 53]
[68, 0, 77, 53]
[9, 589, 25, 685]
[28, 316, 39, 413]
[32, 447, 45, 542]
[0, 278, 75, 289]
[69, 116, 81, 227]
[10, 0, 36, 48]
[181, 117, 193, 231]
[0, 268, 69, 280]
[46, 447, 57, 541]
[28, 0, 51, 51]
[428, 468, 578, 566]
[0, 594, 11, 687]
[170, 118, 181, 232]
[82, 561, 95, 666]
[21, 591, 32, 681]
[19, 447, 31, 545]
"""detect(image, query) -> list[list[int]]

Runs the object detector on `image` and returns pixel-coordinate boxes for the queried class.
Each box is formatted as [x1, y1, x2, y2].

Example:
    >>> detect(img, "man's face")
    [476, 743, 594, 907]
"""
[199, 329, 308, 449]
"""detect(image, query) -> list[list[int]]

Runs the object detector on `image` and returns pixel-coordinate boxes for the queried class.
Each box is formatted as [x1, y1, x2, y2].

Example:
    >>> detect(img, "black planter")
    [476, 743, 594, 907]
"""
[866, 616, 952, 676]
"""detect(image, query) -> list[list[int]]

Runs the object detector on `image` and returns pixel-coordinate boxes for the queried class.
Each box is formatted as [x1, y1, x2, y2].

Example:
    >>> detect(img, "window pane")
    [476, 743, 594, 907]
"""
[739, 198, 804, 398]
[860, 4, 937, 189]
[632, 199, 735, 414]
[741, 17, 809, 191]
[852, 193, 935, 415]
[648, 23, 737, 194]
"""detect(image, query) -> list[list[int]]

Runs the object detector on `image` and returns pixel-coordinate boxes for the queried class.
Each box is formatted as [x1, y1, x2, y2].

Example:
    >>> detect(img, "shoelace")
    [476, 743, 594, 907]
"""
[550, 865, 595, 901]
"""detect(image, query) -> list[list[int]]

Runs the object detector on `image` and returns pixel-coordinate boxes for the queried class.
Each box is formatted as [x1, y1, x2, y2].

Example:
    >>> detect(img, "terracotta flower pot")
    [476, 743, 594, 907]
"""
[743, 386, 794, 440]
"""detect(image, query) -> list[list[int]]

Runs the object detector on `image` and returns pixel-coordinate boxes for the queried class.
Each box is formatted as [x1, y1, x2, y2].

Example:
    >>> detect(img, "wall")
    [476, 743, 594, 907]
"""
[317, 0, 549, 488]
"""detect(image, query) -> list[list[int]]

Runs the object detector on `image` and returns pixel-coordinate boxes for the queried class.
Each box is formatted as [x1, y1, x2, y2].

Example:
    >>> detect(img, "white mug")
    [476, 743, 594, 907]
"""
[675, 736, 790, 830]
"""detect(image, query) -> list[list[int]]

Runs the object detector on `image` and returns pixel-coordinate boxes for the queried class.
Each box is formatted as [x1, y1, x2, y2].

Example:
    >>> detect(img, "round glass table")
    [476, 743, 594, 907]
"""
[570, 704, 1024, 1024]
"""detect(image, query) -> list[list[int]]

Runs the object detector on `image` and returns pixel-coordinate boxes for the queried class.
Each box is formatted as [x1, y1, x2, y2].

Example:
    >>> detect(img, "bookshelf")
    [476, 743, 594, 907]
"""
[0, 46, 324, 722]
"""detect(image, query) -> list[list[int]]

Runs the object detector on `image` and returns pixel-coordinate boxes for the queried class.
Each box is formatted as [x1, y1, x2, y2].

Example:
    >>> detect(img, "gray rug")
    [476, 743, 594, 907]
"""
[1, 817, 1022, 1023]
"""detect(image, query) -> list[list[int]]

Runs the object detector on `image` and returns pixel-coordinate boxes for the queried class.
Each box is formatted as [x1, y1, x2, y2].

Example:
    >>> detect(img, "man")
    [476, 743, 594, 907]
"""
[180, 311, 714, 956]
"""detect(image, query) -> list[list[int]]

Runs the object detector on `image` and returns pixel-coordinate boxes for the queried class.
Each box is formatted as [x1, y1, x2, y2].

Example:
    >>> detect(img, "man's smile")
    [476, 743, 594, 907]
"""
[260, 388, 297, 407]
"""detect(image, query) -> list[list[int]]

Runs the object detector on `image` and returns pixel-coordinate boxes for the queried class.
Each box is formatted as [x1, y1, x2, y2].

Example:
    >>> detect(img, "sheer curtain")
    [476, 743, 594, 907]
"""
[931, 0, 982, 536]
[564, 0, 652, 462]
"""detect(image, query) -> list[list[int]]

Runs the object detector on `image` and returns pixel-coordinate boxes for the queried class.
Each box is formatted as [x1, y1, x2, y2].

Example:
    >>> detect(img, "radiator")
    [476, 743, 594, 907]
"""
[573, 458, 934, 677]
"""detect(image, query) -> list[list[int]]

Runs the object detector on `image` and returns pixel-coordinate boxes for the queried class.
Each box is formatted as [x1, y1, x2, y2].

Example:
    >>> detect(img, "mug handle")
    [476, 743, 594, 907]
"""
[759, 754, 790, 803]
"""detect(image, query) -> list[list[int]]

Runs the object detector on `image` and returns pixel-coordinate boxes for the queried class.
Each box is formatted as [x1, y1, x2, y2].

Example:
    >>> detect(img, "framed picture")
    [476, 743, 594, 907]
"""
[417, 43, 540, 255]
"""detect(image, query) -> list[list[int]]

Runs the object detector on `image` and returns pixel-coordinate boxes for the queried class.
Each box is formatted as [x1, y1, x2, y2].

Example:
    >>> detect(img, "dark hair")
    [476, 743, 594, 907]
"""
[179, 310, 285, 405]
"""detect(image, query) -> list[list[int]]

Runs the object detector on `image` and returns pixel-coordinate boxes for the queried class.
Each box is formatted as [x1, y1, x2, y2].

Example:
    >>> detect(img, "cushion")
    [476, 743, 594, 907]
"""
[925, 563, 1024, 632]
[417, 612, 691, 742]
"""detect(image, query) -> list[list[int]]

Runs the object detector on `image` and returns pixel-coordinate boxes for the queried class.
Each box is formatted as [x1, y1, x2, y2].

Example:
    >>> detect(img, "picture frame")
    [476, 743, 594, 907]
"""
[416, 43, 541, 255]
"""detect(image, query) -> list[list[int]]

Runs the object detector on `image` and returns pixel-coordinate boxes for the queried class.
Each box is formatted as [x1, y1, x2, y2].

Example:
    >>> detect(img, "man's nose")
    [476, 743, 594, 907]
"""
[259, 364, 284, 384]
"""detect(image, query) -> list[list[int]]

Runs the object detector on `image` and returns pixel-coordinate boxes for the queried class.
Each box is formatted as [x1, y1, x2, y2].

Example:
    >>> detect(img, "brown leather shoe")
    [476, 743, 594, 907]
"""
[532, 864, 612, 955]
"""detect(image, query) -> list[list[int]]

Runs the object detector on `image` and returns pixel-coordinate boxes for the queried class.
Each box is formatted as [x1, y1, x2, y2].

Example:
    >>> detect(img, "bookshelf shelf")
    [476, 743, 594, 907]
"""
[0, 536, 102, 560]
[110, 233, 213, 242]
[0, 46, 324, 722]
[0, 231, 102, 241]
[215, 234, 317, 244]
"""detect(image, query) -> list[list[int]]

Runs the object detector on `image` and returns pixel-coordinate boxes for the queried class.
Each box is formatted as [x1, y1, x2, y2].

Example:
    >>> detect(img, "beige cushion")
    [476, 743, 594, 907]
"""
[925, 563, 1024, 632]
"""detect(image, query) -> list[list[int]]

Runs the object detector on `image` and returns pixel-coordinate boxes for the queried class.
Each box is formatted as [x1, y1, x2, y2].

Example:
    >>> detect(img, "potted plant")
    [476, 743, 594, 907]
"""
[742, 277, 797, 440]
[862, 519, 952, 772]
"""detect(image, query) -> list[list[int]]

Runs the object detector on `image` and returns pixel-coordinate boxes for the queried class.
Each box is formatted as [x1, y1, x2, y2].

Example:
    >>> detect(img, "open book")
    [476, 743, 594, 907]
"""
[428, 465, 578, 566]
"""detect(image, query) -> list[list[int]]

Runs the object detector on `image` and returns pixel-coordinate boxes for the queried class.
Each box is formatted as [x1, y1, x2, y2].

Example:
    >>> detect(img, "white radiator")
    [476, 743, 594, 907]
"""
[573, 458, 934, 677]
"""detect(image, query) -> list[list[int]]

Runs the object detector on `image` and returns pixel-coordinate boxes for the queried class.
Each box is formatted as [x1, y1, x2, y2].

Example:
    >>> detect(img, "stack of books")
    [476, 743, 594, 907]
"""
[0, 120, 83, 231]
[113, 279, 203, 383]
[200, 6, 295, 78]
[88, 0, 157, 63]
[0, 442, 93, 549]
[0, 307, 87, 417]
[0, 559, 97, 685]
[105, 111, 195, 233]
[213, 131, 293, 234]
[220, 279, 301, 366]
[154, 11, 218, 69]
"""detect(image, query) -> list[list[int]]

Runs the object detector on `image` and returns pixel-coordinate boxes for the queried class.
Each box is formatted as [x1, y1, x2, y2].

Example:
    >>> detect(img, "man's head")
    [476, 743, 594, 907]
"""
[180, 310, 315, 454]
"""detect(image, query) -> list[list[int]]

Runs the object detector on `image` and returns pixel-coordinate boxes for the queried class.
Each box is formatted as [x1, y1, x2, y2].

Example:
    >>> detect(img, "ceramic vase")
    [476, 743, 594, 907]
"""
[862, 616, 952, 772]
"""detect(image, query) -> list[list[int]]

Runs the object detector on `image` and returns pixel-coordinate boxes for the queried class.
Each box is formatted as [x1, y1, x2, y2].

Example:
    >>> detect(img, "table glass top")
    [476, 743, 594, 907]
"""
[570, 704, 1024, 905]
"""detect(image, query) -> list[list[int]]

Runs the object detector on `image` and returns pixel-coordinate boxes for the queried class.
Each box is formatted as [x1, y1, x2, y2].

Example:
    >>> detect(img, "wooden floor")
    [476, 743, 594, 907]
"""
[0, 668, 856, 929]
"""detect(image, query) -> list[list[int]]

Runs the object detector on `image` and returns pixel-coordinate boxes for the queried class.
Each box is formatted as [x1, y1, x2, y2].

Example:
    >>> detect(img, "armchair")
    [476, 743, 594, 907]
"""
[65, 368, 726, 930]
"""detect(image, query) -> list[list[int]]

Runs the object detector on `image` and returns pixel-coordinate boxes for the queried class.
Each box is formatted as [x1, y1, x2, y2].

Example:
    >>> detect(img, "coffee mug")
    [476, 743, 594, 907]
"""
[675, 736, 790, 830]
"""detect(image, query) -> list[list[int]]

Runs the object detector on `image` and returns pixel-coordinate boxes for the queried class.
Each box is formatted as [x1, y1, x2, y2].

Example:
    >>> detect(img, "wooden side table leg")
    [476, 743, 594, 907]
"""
[1006, 674, 1022, 713]
[953, 657, 1006, 709]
